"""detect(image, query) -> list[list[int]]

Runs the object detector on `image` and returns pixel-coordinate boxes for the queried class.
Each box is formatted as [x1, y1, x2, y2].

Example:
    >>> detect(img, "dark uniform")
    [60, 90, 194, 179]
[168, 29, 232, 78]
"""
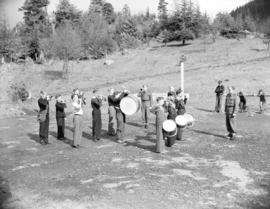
[137, 90, 153, 128]
[215, 84, 225, 113]
[166, 102, 177, 147]
[108, 94, 117, 135]
[55, 101, 66, 140]
[225, 93, 237, 139]
[112, 92, 128, 142]
[258, 90, 266, 113]
[91, 97, 103, 141]
[38, 98, 49, 144]
[238, 92, 246, 113]
[175, 98, 186, 141]
[150, 106, 166, 153]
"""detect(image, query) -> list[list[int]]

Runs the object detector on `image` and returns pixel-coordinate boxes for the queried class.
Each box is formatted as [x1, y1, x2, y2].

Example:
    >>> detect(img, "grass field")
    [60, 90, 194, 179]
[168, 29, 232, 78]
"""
[0, 37, 270, 209]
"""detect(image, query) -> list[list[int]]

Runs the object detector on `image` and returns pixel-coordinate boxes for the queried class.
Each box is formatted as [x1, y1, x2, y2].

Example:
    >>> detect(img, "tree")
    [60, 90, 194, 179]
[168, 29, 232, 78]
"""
[158, 0, 168, 29]
[54, 0, 81, 28]
[0, 19, 11, 61]
[89, 0, 104, 15]
[213, 12, 237, 31]
[122, 4, 131, 18]
[19, 0, 52, 60]
[102, 2, 115, 24]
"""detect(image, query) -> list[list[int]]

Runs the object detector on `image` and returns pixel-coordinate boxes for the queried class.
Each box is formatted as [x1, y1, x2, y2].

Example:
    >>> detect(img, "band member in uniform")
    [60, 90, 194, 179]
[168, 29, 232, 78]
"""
[258, 89, 266, 113]
[225, 86, 237, 140]
[112, 89, 129, 143]
[91, 89, 103, 142]
[164, 95, 177, 147]
[72, 89, 84, 148]
[215, 80, 225, 113]
[175, 89, 186, 141]
[55, 95, 67, 140]
[137, 85, 153, 128]
[167, 86, 176, 97]
[238, 91, 246, 113]
[38, 91, 51, 145]
[107, 88, 116, 136]
[150, 97, 166, 153]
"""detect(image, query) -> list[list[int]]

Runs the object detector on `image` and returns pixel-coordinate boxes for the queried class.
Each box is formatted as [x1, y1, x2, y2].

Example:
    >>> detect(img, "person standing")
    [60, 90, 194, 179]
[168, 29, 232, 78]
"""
[113, 90, 129, 143]
[215, 80, 225, 113]
[137, 85, 153, 129]
[175, 89, 186, 141]
[72, 89, 84, 148]
[91, 89, 103, 142]
[107, 88, 116, 136]
[225, 86, 237, 140]
[55, 95, 67, 140]
[167, 86, 176, 97]
[38, 91, 50, 145]
[150, 97, 166, 153]
[258, 89, 266, 113]
[165, 96, 177, 147]
[238, 91, 246, 113]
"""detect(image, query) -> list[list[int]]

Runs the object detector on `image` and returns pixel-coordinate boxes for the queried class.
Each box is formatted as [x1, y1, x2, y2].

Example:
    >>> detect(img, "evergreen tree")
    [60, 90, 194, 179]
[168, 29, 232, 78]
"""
[158, 0, 168, 29]
[0, 19, 11, 59]
[89, 0, 104, 15]
[102, 2, 115, 24]
[19, 0, 52, 60]
[122, 4, 131, 18]
[54, 0, 81, 28]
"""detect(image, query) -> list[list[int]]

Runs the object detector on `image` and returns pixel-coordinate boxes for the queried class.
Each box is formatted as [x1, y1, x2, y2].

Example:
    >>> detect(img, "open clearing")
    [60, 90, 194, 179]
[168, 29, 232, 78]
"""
[0, 37, 270, 209]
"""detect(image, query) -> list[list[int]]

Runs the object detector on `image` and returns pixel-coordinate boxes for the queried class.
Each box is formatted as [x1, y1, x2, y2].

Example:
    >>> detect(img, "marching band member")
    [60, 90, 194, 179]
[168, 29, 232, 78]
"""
[175, 89, 186, 141]
[91, 89, 103, 142]
[107, 88, 117, 136]
[72, 89, 84, 148]
[238, 91, 246, 113]
[214, 80, 225, 113]
[137, 85, 153, 129]
[164, 95, 177, 147]
[225, 86, 237, 140]
[258, 89, 266, 113]
[150, 97, 166, 153]
[167, 86, 176, 97]
[55, 95, 67, 140]
[38, 91, 51, 145]
[112, 89, 129, 143]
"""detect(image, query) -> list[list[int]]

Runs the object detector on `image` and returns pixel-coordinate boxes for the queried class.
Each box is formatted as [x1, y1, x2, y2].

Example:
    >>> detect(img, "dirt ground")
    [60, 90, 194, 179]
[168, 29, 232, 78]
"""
[0, 37, 270, 209]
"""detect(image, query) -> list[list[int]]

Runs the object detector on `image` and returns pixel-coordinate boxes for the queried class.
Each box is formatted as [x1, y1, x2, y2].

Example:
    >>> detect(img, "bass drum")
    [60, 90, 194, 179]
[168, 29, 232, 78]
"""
[120, 95, 141, 116]
[175, 115, 187, 129]
[183, 113, 195, 127]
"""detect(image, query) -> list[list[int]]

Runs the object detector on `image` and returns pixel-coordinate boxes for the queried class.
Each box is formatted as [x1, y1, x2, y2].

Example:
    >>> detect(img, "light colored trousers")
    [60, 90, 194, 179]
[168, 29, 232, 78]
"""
[73, 114, 83, 146]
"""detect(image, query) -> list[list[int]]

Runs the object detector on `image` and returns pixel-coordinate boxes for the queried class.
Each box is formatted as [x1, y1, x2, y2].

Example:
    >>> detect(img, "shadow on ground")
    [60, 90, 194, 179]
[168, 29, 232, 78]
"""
[191, 129, 226, 139]
[0, 175, 12, 209]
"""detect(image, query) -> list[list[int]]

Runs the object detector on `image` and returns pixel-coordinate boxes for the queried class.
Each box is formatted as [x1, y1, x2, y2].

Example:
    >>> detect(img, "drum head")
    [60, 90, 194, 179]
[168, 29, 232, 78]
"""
[120, 96, 139, 115]
[163, 120, 177, 132]
[183, 114, 194, 124]
[175, 115, 187, 127]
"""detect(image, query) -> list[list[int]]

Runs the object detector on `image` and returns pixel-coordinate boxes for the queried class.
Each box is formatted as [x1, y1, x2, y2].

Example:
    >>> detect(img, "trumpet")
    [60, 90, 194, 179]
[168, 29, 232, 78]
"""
[97, 95, 106, 101]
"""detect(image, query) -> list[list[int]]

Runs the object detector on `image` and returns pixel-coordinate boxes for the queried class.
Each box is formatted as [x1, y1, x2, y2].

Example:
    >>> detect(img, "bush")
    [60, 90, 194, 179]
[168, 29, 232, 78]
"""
[8, 82, 30, 103]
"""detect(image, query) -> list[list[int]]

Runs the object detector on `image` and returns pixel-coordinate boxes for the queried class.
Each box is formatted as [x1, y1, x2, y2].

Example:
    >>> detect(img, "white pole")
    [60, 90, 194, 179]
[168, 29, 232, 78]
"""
[181, 61, 184, 99]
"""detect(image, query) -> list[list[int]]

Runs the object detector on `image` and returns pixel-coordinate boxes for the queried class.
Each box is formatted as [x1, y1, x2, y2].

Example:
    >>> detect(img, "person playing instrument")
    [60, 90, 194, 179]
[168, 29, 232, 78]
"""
[225, 86, 237, 140]
[137, 85, 153, 129]
[215, 80, 225, 113]
[150, 97, 166, 153]
[112, 89, 129, 143]
[167, 86, 176, 97]
[164, 95, 177, 147]
[91, 89, 103, 142]
[107, 88, 117, 136]
[175, 89, 186, 141]
[38, 91, 50, 145]
[55, 95, 67, 140]
[238, 91, 246, 113]
[72, 89, 84, 148]
[258, 89, 266, 113]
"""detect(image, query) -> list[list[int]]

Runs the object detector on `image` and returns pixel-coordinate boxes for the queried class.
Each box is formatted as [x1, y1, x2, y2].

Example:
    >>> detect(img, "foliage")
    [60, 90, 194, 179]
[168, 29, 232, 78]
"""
[102, 2, 115, 24]
[89, 0, 104, 14]
[19, 0, 52, 60]
[8, 82, 29, 103]
[158, 0, 168, 29]
[54, 0, 81, 28]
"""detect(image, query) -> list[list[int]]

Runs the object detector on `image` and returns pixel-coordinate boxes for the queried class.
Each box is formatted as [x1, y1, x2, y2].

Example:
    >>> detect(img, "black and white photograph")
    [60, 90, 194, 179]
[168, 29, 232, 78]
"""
[0, 0, 270, 208]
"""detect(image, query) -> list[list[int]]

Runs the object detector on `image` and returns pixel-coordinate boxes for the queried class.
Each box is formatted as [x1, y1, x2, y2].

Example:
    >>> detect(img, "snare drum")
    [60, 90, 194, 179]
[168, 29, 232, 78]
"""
[163, 120, 177, 137]
[183, 113, 195, 127]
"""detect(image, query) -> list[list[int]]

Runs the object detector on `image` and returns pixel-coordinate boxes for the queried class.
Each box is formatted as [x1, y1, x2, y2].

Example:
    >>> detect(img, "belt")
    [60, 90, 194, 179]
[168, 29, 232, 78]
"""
[142, 100, 150, 102]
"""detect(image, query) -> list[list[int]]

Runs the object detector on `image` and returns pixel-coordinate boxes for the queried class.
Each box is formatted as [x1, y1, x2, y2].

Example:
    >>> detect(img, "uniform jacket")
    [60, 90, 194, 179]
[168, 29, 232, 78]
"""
[215, 85, 225, 96]
[55, 102, 66, 118]
[225, 93, 237, 115]
[175, 99, 186, 115]
[138, 90, 153, 106]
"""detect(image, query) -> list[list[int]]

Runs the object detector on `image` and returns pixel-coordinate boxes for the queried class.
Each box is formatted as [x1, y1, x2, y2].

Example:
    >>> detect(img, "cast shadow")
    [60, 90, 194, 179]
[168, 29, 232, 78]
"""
[195, 107, 214, 113]
[166, 43, 191, 48]
[0, 175, 12, 209]
[191, 129, 226, 139]
[126, 121, 143, 128]
[124, 133, 157, 153]
[27, 133, 40, 144]
[49, 131, 73, 146]
[44, 70, 64, 80]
